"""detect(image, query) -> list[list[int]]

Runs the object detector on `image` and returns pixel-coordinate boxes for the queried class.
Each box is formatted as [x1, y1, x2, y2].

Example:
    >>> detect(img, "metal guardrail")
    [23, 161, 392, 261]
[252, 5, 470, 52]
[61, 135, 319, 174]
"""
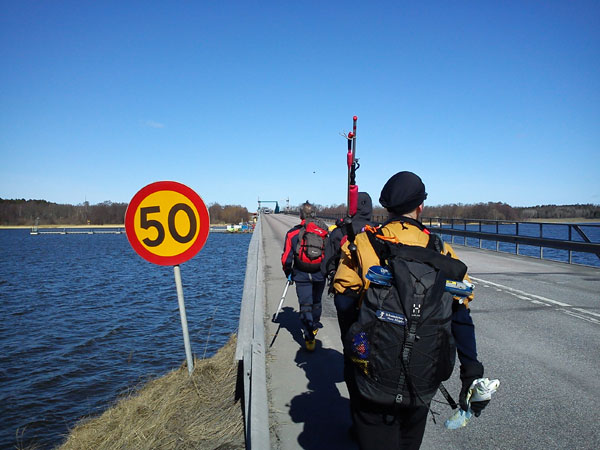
[422, 217, 600, 264]
[235, 216, 270, 449]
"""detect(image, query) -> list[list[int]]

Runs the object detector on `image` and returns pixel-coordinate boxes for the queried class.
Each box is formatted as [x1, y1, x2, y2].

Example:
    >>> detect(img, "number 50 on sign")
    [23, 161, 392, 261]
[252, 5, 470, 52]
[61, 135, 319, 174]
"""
[125, 181, 210, 266]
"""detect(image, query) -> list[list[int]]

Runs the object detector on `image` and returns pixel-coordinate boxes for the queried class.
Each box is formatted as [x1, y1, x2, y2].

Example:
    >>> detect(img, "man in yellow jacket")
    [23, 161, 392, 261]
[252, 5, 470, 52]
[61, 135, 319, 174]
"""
[333, 171, 488, 450]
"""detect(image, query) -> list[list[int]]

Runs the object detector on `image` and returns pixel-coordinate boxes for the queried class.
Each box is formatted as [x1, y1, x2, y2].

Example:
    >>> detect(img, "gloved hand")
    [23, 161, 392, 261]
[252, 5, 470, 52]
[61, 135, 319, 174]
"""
[459, 361, 488, 416]
[470, 399, 490, 417]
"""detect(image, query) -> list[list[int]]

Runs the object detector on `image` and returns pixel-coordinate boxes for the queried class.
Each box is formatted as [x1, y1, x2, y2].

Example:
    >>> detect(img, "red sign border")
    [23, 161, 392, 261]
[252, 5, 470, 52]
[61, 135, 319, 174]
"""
[125, 181, 210, 266]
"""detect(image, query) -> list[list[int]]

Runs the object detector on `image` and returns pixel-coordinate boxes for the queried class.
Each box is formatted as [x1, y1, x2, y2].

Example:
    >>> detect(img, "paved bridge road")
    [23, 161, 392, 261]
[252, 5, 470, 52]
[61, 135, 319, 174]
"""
[260, 214, 600, 450]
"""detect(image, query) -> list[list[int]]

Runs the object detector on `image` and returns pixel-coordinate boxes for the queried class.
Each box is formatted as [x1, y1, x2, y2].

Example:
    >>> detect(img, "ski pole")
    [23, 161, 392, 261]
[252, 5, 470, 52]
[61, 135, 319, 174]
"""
[273, 275, 292, 321]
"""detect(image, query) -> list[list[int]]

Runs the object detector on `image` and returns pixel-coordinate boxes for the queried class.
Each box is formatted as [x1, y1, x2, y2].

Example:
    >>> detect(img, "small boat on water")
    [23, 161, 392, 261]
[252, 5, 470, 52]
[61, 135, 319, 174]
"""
[226, 222, 253, 233]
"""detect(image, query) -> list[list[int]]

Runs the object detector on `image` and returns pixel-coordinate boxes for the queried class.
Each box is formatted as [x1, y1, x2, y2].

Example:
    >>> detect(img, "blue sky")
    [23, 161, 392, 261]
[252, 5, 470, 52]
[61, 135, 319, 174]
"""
[1, 1, 598, 211]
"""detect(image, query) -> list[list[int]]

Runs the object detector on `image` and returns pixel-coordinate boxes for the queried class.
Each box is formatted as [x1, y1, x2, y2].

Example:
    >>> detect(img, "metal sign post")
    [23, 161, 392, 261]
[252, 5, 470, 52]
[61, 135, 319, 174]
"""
[174, 264, 194, 374]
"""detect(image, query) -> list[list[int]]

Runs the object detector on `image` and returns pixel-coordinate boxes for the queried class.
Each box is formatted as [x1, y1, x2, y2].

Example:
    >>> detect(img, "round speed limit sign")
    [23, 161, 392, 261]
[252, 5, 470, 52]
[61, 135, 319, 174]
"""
[125, 181, 210, 265]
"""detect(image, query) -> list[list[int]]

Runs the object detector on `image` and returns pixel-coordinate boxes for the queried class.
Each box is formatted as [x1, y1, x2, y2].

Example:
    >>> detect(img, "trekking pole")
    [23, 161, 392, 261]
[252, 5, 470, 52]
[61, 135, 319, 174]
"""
[273, 275, 292, 321]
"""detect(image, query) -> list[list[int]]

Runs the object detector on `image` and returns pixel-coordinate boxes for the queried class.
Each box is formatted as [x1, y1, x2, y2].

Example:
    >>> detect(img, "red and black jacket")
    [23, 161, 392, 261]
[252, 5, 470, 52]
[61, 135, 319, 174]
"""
[281, 220, 326, 282]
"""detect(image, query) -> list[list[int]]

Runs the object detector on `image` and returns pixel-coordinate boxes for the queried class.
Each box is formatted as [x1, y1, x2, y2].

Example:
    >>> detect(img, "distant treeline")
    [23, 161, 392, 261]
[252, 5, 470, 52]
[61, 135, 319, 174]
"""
[0, 199, 128, 226]
[2, 198, 599, 226]
[423, 202, 600, 220]
[0, 199, 251, 226]
[316, 201, 600, 221]
[208, 203, 250, 224]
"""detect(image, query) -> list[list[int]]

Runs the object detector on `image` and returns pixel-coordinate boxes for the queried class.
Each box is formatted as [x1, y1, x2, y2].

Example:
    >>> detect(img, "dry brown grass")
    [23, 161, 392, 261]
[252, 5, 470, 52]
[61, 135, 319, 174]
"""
[56, 335, 245, 450]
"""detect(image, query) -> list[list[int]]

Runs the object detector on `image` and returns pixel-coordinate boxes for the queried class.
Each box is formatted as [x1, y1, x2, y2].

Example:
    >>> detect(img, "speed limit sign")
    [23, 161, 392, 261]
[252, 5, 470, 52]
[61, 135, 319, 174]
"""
[125, 181, 210, 266]
[125, 181, 210, 374]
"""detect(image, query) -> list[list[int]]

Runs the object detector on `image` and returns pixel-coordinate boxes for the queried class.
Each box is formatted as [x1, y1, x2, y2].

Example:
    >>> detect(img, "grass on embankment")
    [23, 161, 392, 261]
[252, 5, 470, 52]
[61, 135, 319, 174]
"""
[56, 335, 245, 450]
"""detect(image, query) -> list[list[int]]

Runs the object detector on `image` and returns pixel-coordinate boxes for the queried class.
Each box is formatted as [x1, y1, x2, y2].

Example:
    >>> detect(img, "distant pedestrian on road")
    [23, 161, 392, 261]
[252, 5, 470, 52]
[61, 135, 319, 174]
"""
[281, 201, 329, 351]
[333, 171, 489, 449]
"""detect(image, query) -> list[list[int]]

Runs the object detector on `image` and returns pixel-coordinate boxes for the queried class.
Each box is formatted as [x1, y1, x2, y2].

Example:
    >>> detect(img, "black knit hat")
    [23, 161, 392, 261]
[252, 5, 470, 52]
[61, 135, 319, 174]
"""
[379, 171, 428, 215]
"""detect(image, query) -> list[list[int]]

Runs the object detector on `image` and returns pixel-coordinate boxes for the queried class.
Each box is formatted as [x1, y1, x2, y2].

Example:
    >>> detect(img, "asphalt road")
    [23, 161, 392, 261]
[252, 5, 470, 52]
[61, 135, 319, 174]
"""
[261, 214, 600, 450]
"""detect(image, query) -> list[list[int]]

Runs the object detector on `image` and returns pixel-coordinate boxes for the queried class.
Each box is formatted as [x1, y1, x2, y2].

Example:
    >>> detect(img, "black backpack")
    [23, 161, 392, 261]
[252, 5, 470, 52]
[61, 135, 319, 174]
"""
[294, 219, 328, 273]
[346, 229, 467, 408]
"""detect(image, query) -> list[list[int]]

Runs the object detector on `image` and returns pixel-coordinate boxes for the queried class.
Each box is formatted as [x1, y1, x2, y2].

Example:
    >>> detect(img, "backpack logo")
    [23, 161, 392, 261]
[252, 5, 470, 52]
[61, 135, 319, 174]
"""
[376, 310, 407, 326]
[294, 220, 328, 273]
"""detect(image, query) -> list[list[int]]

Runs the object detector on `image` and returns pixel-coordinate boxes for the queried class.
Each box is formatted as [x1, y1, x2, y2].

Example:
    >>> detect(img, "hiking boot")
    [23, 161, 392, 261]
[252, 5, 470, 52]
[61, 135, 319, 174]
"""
[305, 338, 316, 351]
[304, 328, 317, 351]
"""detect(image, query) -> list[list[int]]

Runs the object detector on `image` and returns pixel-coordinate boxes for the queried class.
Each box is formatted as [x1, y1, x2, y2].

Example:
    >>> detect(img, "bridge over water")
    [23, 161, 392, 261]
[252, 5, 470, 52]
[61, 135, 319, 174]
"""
[238, 213, 600, 450]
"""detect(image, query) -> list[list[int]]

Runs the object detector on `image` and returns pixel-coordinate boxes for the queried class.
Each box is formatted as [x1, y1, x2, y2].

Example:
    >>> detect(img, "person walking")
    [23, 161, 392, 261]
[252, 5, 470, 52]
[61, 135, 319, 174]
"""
[322, 192, 376, 337]
[333, 171, 489, 449]
[281, 201, 329, 351]
[321, 192, 375, 436]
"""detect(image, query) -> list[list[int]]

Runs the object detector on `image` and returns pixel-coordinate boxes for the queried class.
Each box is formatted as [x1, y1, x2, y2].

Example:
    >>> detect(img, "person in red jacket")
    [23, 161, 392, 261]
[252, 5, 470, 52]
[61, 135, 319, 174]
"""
[281, 201, 328, 351]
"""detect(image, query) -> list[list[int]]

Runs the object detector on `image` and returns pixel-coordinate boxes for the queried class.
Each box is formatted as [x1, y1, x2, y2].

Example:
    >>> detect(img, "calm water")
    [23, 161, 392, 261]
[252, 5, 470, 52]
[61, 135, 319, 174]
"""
[436, 222, 600, 268]
[0, 230, 252, 449]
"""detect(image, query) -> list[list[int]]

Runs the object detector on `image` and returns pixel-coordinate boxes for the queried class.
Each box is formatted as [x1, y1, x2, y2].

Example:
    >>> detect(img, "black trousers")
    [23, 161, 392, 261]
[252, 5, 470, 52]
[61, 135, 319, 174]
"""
[352, 402, 429, 450]
[334, 294, 361, 418]
[295, 277, 325, 337]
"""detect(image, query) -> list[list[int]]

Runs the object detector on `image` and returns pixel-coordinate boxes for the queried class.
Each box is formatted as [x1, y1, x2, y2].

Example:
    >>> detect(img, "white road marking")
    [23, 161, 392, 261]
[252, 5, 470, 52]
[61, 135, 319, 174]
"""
[561, 310, 600, 325]
[573, 308, 600, 319]
[471, 276, 599, 325]
[530, 300, 549, 306]
[470, 277, 571, 307]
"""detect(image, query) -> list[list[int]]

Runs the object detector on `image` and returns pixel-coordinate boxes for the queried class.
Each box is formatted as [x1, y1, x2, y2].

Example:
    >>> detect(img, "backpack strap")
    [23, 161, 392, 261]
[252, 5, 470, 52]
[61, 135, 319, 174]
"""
[426, 233, 444, 253]
[294, 226, 306, 257]
[395, 297, 423, 405]
[438, 383, 458, 410]
[365, 227, 389, 266]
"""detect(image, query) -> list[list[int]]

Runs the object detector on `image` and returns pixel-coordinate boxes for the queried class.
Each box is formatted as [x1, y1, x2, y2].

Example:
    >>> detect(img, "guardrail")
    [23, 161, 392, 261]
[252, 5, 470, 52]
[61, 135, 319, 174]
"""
[422, 217, 600, 265]
[235, 216, 270, 449]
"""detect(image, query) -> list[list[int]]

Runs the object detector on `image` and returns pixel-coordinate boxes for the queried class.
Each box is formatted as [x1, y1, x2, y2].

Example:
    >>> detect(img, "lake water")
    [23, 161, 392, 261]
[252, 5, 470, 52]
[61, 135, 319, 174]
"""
[0, 230, 252, 449]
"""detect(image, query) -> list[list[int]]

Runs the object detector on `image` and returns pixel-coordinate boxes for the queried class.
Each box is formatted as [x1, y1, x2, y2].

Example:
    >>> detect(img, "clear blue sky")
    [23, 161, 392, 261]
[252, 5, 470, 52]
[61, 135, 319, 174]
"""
[1, 1, 598, 211]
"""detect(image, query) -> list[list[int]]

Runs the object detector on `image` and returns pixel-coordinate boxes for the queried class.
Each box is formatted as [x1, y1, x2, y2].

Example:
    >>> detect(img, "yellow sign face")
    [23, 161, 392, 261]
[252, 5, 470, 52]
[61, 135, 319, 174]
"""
[125, 181, 210, 266]
[133, 190, 200, 257]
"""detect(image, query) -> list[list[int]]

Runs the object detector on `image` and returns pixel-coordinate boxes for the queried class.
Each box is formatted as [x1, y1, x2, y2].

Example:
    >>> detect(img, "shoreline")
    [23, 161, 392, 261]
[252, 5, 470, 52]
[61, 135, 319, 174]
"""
[56, 335, 245, 450]
[0, 223, 234, 230]
[0, 224, 125, 229]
